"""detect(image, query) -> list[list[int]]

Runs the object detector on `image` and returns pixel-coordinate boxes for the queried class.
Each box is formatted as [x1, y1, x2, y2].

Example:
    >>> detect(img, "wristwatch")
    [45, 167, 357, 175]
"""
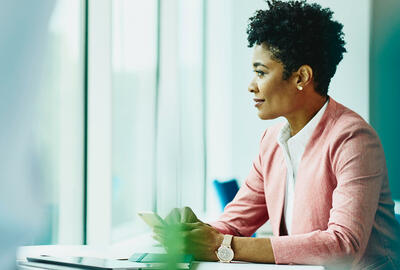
[216, 234, 234, 263]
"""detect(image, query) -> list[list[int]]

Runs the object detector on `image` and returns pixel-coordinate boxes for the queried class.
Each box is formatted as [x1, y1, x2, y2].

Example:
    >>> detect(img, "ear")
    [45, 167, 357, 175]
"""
[296, 65, 313, 88]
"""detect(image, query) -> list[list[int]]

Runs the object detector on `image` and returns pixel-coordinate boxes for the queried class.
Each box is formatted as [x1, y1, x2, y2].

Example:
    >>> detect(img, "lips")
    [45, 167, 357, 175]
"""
[253, 98, 265, 107]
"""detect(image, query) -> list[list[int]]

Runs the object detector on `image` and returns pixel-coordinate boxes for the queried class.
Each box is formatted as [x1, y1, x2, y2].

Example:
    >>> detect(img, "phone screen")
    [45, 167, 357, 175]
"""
[27, 256, 142, 270]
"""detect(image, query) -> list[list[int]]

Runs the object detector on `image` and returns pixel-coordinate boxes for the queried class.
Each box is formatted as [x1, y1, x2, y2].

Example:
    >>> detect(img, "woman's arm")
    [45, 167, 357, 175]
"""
[232, 236, 275, 263]
[166, 221, 275, 263]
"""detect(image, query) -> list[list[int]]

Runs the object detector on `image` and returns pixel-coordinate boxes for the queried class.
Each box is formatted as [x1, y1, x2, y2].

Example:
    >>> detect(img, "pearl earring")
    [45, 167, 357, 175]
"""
[297, 86, 303, 91]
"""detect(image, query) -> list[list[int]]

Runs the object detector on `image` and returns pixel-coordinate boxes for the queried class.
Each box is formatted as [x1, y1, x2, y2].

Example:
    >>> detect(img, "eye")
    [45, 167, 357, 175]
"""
[253, 70, 266, 78]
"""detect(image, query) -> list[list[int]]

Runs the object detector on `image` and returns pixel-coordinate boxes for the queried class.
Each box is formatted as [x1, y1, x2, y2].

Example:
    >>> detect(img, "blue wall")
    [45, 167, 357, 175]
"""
[370, 0, 400, 199]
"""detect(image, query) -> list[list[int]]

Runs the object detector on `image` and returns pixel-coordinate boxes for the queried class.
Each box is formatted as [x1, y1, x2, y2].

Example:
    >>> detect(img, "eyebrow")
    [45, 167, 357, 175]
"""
[253, 62, 269, 69]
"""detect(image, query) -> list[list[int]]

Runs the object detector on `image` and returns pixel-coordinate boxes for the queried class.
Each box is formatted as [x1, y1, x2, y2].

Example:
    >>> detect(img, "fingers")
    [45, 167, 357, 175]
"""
[155, 221, 204, 234]
[153, 226, 165, 234]
[179, 222, 203, 231]
[164, 207, 202, 226]
[153, 223, 217, 260]
[153, 224, 188, 241]
[152, 233, 165, 245]
[164, 208, 181, 225]
[186, 221, 210, 230]
[181, 206, 198, 223]
[152, 217, 220, 262]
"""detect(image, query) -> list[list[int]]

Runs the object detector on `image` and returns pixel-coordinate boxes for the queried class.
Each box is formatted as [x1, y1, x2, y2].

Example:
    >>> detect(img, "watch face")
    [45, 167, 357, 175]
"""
[217, 246, 234, 262]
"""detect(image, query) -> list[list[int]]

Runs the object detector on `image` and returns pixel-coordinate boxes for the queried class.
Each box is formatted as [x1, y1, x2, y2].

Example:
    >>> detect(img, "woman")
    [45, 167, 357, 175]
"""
[154, 1, 400, 269]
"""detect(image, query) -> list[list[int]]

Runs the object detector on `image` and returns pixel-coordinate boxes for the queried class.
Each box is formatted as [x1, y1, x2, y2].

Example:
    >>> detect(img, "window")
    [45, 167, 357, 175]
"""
[111, 0, 158, 241]
[156, 0, 206, 217]
[32, 0, 85, 244]
[108, 0, 207, 241]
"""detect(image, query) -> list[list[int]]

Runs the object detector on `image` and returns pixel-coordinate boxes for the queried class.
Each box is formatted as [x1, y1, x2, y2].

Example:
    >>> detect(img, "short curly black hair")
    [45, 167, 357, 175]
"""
[247, 0, 346, 96]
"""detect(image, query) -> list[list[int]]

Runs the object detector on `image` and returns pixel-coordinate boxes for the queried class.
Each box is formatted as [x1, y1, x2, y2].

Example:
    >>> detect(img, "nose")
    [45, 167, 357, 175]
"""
[248, 77, 258, 93]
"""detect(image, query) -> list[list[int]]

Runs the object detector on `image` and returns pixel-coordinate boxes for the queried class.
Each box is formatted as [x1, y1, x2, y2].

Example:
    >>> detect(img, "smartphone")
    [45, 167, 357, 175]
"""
[137, 211, 166, 228]
[26, 256, 143, 270]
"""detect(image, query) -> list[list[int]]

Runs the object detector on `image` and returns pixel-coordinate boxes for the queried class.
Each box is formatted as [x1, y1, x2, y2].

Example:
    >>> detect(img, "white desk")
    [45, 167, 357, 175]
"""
[17, 234, 324, 270]
[191, 262, 324, 270]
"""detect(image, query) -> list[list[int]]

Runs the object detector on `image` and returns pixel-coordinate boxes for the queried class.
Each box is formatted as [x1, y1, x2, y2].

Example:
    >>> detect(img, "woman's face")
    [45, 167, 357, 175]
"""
[248, 44, 300, 120]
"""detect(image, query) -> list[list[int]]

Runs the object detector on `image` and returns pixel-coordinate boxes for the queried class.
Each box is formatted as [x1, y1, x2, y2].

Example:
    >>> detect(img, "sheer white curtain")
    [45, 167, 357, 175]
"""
[89, 0, 207, 243]
[111, 0, 158, 241]
[156, 0, 206, 217]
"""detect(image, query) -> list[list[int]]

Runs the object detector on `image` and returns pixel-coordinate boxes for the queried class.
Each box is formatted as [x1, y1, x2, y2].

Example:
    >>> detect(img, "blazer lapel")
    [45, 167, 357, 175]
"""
[266, 149, 287, 236]
[276, 155, 287, 236]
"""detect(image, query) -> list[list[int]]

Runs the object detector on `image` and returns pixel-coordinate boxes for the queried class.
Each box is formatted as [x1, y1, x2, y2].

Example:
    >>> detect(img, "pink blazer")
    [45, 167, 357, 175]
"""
[211, 97, 400, 269]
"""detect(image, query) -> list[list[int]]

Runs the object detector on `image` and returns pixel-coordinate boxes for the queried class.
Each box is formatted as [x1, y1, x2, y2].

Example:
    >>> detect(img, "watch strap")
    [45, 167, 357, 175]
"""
[221, 234, 233, 247]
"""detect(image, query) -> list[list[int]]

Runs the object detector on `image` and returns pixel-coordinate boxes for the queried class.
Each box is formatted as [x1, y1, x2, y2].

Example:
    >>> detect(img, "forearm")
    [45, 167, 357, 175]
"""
[231, 237, 275, 263]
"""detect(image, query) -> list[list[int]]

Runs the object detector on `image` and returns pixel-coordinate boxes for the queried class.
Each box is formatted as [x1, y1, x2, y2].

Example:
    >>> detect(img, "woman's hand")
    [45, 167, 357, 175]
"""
[153, 222, 223, 261]
[164, 206, 201, 224]
[180, 222, 224, 261]
[152, 207, 223, 261]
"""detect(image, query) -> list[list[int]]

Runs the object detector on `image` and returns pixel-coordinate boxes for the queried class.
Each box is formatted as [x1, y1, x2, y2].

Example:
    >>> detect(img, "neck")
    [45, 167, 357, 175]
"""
[286, 95, 328, 137]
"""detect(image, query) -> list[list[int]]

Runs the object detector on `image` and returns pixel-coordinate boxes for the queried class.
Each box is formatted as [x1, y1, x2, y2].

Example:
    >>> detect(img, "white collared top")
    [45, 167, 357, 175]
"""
[277, 99, 329, 234]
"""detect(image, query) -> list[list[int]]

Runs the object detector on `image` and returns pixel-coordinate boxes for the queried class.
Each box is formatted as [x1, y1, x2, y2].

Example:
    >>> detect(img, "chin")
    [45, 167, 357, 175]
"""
[258, 111, 277, 120]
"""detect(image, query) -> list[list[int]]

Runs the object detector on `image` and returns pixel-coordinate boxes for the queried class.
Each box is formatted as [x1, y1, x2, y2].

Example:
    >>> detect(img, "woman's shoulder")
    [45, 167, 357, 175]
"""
[259, 121, 286, 142]
[326, 98, 378, 138]
[322, 98, 384, 164]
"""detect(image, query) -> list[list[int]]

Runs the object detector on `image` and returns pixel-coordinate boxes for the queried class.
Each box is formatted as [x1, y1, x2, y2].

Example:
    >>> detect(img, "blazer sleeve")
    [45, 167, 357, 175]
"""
[210, 129, 269, 237]
[270, 123, 386, 266]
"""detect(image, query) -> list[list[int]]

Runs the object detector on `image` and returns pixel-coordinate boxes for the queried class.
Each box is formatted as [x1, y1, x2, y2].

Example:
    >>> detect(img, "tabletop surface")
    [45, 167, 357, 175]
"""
[191, 261, 324, 270]
[17, 234, 324, 270]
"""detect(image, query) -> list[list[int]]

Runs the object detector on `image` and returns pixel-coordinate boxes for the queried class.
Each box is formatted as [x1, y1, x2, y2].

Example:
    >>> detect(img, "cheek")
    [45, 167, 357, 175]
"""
[258, 77, 280, 99]
[258, 79, 272, 95]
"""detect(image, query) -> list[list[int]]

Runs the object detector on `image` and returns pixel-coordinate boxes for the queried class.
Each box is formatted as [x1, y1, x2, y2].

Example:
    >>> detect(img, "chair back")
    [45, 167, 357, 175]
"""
[213, 179, 239, 211]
